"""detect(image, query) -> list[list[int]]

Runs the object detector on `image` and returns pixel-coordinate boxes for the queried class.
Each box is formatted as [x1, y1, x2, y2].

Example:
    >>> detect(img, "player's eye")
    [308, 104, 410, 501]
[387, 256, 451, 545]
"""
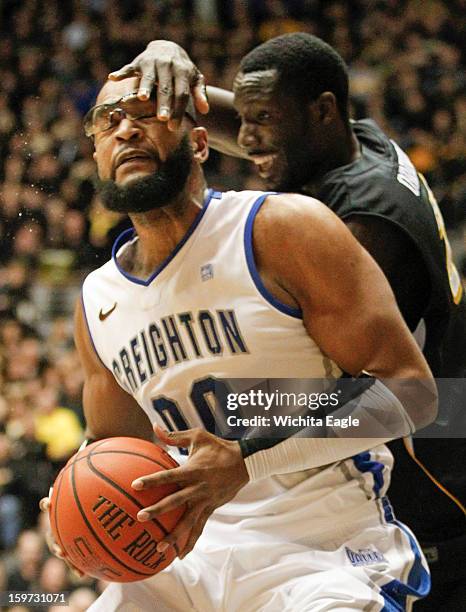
[256, 110, 272, 123]
[92, 106, 110, 130]
[108, 108, 125, 127]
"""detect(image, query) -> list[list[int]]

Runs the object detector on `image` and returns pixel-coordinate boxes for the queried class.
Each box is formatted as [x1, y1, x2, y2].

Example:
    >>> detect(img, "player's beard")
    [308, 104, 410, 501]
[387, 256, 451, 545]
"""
[94, 135, 193, 213]
[273, 148, 313, 192]
[276, 134, 317, 192]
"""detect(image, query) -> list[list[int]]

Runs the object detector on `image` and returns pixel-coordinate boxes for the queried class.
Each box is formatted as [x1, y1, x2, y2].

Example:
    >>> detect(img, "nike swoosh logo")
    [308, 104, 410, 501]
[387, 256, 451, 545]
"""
[99, 302, 117, 321]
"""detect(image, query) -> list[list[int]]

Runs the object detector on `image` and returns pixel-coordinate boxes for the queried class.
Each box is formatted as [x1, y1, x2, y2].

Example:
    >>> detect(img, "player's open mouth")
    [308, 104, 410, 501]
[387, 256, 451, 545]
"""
[249, 153, 278, 177]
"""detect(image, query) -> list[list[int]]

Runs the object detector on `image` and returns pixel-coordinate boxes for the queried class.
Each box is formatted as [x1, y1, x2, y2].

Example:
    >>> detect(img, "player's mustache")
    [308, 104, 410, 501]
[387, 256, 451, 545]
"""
[112, 148, 158, 180]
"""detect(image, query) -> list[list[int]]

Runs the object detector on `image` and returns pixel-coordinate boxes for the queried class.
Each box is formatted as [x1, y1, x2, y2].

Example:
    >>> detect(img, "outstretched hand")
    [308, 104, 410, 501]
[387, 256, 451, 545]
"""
[131, 425, 249, 558]
[109, 40, 209, 130]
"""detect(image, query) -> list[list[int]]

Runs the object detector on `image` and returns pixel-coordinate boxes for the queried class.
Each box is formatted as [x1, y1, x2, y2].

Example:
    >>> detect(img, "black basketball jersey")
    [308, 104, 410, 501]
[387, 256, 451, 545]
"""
[318, 119, 465, 378]
[317, 119, 466, 541]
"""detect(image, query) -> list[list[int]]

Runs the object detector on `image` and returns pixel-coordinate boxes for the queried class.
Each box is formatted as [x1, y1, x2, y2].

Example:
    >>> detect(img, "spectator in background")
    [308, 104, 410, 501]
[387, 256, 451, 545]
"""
[0, 434, 21, 550]
[67, 587, 98, 612]
[38, 557, 70, 596]
[0, 261, 32, 320]
[9, 409, 55, 531]
[6, 529, 45, 592]
[33, 387, 83, 464]
[0, 558, 6, 592]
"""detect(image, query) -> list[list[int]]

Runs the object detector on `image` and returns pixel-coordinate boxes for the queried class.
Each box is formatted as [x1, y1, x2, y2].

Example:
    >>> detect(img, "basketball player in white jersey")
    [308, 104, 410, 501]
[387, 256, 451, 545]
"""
[43, 75, 437, 611]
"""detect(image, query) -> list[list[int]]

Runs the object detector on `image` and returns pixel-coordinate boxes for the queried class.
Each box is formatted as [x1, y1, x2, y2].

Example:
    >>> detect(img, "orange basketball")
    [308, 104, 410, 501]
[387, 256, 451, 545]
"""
[49, 437, 187, 582]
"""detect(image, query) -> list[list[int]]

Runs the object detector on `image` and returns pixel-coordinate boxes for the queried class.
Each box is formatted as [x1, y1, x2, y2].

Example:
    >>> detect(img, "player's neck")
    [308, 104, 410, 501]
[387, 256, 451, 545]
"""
[324, 128, 361, 178]
[302, 127, 360, 195]
[124, 173, 207, 279]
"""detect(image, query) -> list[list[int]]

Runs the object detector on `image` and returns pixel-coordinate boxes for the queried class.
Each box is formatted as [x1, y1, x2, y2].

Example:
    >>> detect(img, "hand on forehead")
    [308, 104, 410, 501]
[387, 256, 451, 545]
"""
[97, 76, 142, 104]
[96, 75, 197, 129]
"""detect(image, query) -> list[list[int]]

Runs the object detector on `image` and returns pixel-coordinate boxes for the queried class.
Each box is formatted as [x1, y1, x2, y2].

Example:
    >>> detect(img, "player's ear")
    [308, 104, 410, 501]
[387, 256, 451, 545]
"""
[308, 92, 338, 126]
[191, 127, 209, 163]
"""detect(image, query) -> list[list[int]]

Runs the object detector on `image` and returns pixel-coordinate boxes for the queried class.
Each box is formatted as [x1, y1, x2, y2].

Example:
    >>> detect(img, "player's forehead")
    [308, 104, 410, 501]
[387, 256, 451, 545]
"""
[233, 69, 279, 101]
[96, 77, 141, 105]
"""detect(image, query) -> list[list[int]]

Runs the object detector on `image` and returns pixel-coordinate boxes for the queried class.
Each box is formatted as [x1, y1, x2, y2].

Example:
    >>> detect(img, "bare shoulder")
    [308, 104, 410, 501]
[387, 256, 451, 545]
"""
[252, 192, 361, 268]
[255, 192, 339, 226]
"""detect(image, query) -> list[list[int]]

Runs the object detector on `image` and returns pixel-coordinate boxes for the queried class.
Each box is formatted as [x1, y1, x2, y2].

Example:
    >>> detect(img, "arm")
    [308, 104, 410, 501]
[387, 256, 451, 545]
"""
[237, 195, 437, 479]
[109, 40, 244, 158]
[74, 299, 154, 441]
[252, 194, 436, 427]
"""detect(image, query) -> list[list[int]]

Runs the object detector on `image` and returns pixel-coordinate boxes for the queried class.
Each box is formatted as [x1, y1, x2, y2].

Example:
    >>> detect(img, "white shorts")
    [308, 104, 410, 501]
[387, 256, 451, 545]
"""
[89, 500, 430, 612]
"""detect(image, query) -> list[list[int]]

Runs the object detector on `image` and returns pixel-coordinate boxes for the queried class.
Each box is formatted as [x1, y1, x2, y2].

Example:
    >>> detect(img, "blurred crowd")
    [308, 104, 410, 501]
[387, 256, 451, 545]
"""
[0, 0, 465, 609]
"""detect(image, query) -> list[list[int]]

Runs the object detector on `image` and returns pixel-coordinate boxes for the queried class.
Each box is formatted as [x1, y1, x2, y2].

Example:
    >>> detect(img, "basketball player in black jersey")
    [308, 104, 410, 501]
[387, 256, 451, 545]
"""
[110, 33, 465, 611]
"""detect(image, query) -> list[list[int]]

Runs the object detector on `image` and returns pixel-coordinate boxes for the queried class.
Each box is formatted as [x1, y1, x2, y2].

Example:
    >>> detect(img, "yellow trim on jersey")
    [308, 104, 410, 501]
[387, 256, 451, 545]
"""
[418, 173, 463, 305]
[403, 437, 466, 515]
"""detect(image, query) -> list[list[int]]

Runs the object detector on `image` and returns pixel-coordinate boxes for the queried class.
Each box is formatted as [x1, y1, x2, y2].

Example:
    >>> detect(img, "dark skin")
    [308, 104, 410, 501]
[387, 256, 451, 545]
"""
[109, 41, 431, 331]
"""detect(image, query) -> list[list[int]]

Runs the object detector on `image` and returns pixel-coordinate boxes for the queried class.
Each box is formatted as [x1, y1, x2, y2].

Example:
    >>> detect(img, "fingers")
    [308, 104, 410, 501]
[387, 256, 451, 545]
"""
[131, 464, 186, 490]
[40, 499, 85, 577]
[109, 64, 208, 130]
[155, 512, 192, 553]
[154, 507, 207, 558]
[154, 425, 196, 448]
[54, 547, 84, 578]
[138, 65, 157, 102]
[168, 72, 209, 131]
[136, 487, 193, 521]
[69, 565, 85, 579]
[46, 535, 84, 577]
[155, 510, 208, 559]
[156, 62, 173, 120]
[168, 74, 190, 132]
[108, 63, 139, 82]
[192, 73, 209, 115]
[179, 511, 208, 558]
[39, 497, 50, 512]
[59, 551, 85, 578]
[108, 58, 155, 100]
[44, 529, 62, 557]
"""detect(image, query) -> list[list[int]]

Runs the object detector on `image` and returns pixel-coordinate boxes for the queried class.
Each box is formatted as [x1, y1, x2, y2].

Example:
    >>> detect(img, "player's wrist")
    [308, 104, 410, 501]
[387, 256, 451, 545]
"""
[229, 440, 249, 485]
[239, 438, 284, 459]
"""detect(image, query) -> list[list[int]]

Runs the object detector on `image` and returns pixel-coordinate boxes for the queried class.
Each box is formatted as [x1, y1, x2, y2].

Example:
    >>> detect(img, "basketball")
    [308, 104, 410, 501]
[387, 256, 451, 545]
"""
[49, 437, 187, 582]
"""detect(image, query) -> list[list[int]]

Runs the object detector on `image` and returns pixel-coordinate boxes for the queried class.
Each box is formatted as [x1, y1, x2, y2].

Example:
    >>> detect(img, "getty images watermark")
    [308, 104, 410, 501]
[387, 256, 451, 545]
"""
[225, 388, 358, 429]
[211, 378, 461, 439]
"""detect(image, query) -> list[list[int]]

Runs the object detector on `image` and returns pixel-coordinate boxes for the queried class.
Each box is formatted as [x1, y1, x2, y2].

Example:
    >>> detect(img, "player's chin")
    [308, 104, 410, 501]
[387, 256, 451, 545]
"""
[115, 161, 157, 185]
[255, 168, 283, 190]
[265, 164, 290, 191]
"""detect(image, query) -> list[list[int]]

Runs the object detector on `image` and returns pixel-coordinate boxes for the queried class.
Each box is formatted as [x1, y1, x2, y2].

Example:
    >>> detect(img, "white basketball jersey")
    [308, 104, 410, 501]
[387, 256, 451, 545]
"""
[82, 189, 393, 527]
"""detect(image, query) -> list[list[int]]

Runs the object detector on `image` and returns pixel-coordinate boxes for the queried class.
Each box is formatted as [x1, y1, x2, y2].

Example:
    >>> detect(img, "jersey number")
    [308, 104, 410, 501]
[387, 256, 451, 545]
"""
[419, 173, 462, 305]
[151, 377, 244, 452]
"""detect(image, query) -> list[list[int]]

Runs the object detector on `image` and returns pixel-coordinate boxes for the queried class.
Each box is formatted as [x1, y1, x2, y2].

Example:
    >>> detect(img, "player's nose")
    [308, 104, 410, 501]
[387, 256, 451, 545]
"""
[114, 117, 144, 141]
[238, 123, 260, 150]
